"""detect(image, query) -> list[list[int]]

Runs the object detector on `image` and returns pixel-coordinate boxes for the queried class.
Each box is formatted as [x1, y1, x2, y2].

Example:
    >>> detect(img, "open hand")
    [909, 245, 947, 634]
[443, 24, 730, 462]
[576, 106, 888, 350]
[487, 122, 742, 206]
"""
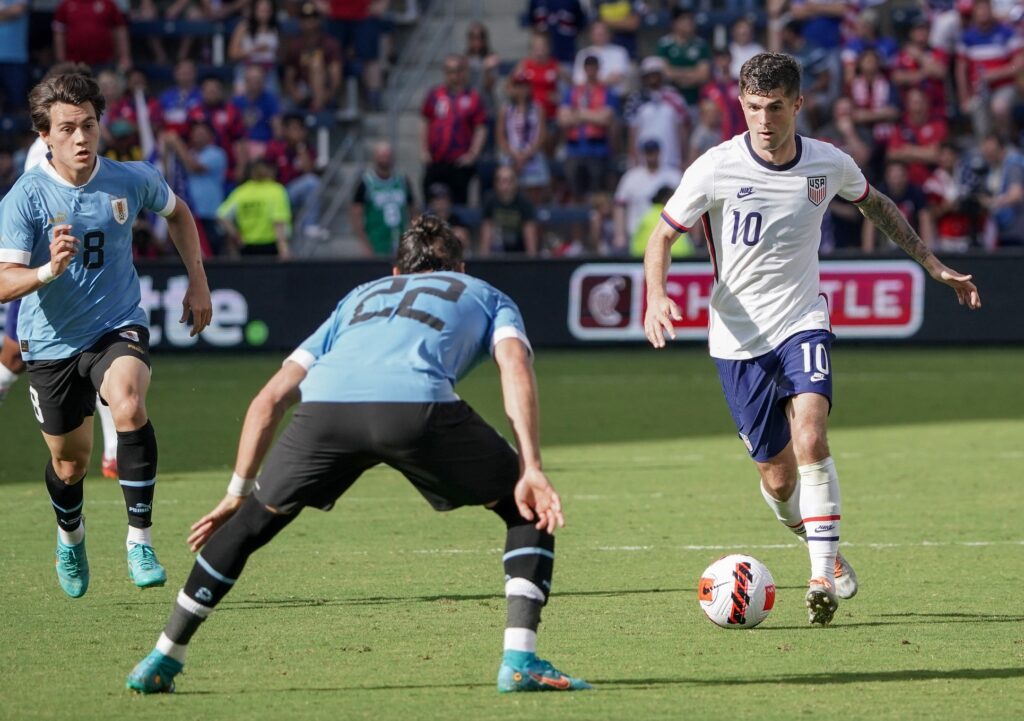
[514, 467, 564, 534]
[935, 267, 981, 310]
[187, 493, 245, 551]
[644, 295, 683, 348]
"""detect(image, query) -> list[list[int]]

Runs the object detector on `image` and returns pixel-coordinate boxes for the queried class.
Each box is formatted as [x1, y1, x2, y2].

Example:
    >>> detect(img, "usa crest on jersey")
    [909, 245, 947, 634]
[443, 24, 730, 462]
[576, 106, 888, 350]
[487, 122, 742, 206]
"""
[111, 197, 129, 224]
[807, 176, 827, 206]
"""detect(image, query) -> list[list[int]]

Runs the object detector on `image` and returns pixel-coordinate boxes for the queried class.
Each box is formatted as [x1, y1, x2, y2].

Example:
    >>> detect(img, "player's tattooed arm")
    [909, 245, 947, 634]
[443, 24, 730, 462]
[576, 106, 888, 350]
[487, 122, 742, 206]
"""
[857, 186, 982, 309]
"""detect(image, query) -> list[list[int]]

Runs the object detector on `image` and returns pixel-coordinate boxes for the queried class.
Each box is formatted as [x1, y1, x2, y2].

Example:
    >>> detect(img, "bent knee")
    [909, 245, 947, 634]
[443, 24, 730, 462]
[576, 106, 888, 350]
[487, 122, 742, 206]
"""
[52, 458, 89, 483]
[791, 427, 830, 462]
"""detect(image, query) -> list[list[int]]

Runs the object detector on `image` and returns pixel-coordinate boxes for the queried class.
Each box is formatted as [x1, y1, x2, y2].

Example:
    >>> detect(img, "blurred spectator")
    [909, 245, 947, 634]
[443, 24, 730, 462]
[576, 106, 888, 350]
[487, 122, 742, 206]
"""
[688, 99, 723, 165]
[496, 72, 549, 204]
[53, 0, 131, 70]
[631, 185, 692, 258]
[350, 141, 414, 256]
[558, 54, 618, 200]
[955, 0, 1023, 140]
[977, 133, 1024, 247]
[218, 157, 292, 258]
[233, 64, 282, 158]
[165, 120, 229, 255]
[848, 48, 899, 144]
[0, 145, 17, 196]
[779, 20, 841, 132]
[133, 0, 169, 65]
[283, 2, 344, 113]
[657, 9, 710, 107]
[265, 113, 322, 233]
[927, 0, 969, 55]
[818, 96, 872, 249]
[103, 118, 144, 162]
[589, 191, 614, 253]
[159, 59, 202, 137]
[189, 75, 248, 183]
[0, 0, 28, 115]
[528, 0, 587, 66]
[887, 87, 948, 188]
[863, 161, 934, 252]
[572, 20, 631, 95]
[590, 0, 646, 58]
[699, 49, 743, 143]
[323, 0, 388, 111]
[623, 56, 687, 169]
[423, 182, 471, 249]
[891, 16, 949, 117]
[840, 7, 898, 84]
[228, 0, 282, 96]
[728, 17, 764, 81]
[612, 138, 681, 255]
[480, 165, 539, 256]
[464, 21, 501, 121]
[420, 54, 487, 205]
[785, 0, 847, 51]
[98, 70, 162, 159]
[515, 30, 562, 132]
[923, 142, 976, 252]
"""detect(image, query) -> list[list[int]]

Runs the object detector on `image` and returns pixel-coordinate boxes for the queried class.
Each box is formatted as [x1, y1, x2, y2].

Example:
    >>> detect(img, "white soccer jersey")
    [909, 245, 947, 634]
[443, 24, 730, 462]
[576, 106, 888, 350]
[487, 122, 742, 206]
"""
[661, 132, 869, 359]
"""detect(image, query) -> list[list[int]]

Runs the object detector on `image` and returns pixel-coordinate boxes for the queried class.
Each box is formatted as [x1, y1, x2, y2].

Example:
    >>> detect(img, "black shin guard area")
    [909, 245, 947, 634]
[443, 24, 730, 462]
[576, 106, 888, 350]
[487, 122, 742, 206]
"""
[163, 602, 206, 645]
[507, 595, 543, 631]
[503, 521, 555, 606]
[45, 461, 84, 532]
[183, 496, 296, 608]
[118, 421, 158, 528]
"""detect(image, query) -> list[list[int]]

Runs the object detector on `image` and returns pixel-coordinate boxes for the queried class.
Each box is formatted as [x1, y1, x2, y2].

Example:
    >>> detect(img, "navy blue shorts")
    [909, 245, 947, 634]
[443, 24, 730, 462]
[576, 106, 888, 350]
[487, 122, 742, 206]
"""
[714, 329, 835, 462]
[4, 299, 20, 342]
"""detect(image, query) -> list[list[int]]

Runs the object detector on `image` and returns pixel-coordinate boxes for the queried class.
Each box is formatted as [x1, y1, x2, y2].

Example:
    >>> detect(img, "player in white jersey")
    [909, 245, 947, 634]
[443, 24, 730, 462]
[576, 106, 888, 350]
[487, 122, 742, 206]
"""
[644, 53, 981, 625]
[0, 71, 213, 598]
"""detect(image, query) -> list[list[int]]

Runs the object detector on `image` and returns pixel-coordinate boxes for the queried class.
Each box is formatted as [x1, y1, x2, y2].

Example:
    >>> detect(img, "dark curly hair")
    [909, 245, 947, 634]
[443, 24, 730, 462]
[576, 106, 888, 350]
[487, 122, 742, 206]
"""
[395, 214, 464, 274]
[738, 52, 802, 99]
[29, 71, 106, 133]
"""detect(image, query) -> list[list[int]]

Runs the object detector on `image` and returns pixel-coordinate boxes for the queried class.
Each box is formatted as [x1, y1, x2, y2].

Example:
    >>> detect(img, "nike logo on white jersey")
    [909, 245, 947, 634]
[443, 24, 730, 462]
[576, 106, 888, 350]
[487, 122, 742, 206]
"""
[736, 187, 755, 198]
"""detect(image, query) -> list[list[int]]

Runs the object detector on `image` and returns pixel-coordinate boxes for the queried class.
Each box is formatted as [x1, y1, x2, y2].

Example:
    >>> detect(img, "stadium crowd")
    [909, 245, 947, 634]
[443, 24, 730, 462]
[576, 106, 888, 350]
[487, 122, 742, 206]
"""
[1, 0, 1023, 258]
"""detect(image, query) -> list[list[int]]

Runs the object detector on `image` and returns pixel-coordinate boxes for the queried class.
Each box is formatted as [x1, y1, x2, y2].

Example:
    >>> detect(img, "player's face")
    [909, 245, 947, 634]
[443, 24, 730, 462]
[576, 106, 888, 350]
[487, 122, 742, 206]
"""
[41, 102, 100, 180]
[740, 89, 802, 155]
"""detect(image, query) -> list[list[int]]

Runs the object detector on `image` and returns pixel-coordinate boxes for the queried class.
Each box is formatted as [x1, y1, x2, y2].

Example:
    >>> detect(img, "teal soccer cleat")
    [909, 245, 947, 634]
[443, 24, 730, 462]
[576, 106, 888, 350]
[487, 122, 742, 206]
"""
[126, 650, 183, 694]
[55, 538, 90, 598]
[497, 653, 592, 692]
[127, 544, 167, 588]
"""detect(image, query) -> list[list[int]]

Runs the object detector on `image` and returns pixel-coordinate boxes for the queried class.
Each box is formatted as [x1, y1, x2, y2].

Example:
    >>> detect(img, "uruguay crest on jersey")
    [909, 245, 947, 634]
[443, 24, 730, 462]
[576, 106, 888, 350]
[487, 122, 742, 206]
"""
[111, 197, 130, 224]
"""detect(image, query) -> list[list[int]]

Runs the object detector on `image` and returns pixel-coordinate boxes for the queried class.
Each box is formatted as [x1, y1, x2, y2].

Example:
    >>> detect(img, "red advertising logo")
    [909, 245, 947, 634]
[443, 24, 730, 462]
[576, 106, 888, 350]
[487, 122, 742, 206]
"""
[568, 261, 924, 341]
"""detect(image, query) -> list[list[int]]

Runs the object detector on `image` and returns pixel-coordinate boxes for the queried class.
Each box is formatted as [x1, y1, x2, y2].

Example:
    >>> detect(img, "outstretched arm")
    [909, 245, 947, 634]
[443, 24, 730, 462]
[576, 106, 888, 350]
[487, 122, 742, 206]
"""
[643, 216, 685, 347]
[857, 186, 981, 309]
[165, 196, 214, 334]
[494, 337, 564, 533]
[187, 361, 306, 550]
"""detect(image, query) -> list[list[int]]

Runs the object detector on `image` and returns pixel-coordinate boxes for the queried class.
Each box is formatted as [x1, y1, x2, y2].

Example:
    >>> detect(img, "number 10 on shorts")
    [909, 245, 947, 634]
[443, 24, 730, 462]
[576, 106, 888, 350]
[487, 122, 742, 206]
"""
[801, 342, 829, 378]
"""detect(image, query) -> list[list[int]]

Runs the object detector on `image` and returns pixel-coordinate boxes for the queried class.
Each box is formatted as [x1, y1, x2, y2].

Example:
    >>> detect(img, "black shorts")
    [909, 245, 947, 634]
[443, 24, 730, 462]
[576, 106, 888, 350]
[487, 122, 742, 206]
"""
[25, 325, 151, 435]
[254, 401, 520, 514]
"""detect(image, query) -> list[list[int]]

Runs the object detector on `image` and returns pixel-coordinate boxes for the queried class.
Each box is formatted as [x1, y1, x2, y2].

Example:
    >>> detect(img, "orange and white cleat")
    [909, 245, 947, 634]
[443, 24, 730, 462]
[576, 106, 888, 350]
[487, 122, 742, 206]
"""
[806, 577, 838, 625]
[101, 455, 118, 480]
[834, 552, 859, 600]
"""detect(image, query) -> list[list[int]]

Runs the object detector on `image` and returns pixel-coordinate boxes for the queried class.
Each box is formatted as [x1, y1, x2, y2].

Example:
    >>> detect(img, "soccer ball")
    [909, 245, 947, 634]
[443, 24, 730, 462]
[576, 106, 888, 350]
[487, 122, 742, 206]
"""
[698, 554, 776, 629]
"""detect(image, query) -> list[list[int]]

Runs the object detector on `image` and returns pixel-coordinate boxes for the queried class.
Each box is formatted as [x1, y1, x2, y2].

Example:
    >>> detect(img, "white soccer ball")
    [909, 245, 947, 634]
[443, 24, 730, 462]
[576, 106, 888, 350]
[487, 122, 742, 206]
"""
[698, 554, 776, 629]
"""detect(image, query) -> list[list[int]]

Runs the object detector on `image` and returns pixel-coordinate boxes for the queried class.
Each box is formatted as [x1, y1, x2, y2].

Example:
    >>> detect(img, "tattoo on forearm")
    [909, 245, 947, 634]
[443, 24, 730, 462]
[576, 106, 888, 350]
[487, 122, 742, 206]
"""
[857, 188, 933, 265]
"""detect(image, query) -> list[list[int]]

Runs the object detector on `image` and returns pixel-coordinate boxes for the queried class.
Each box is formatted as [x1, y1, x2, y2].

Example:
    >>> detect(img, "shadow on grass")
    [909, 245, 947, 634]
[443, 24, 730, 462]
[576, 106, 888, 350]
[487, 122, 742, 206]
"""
[594, 666, 1024, 688]
[760, 611, 1024, 630]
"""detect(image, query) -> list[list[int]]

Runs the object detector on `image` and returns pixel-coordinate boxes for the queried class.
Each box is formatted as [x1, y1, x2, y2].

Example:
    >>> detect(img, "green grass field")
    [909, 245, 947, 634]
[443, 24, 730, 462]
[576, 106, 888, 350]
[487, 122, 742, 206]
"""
[1, 348, 1022, 721]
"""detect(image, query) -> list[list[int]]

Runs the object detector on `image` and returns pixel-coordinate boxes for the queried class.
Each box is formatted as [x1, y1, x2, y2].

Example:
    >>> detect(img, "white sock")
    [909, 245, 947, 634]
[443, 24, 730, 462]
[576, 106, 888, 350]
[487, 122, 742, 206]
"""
[58, 519, 85, 546]
[126, 525, 152, 549]
[760, 479, 806, 541]
[798, 457, 841, 585]
[503, 628, 537, 654]
[0, 362, 18, 393]
[97, 399, 118, 459]
[156, 632, 188, 664]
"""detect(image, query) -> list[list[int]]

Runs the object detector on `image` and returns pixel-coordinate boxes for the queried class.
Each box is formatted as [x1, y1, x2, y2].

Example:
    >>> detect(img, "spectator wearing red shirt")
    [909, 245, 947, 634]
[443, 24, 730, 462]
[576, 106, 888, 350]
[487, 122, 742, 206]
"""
[188, 75, 247, 183]
[848, 48, 900, 144]
[955, 0, 1024, 139]
[420, 54, 488, 205]
[515, 30, 563, 152]
[556, 54, 618, 200]
[98, 70, 162, 154]
[862, 160, 935, 252]
[265, 112, 322, 232]
[923, 142, 975, 252]
[321, 0, 387, 110]
[53, 0, 131, 70]
[283, 2, 344, 113]
[887, 87, 948, 187]
[891, 17, 949, 118]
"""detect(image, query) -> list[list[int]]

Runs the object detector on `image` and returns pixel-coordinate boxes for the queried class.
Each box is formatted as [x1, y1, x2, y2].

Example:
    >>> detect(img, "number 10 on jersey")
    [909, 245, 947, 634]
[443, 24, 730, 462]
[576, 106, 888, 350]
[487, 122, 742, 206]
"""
[730, 211, 763, 247]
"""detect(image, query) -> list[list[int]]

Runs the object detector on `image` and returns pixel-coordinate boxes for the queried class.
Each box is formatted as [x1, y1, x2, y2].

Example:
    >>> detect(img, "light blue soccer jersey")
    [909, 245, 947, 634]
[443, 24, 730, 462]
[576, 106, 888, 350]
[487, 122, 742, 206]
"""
[0, 157, 175, 360]
[289, 272, 531, 403]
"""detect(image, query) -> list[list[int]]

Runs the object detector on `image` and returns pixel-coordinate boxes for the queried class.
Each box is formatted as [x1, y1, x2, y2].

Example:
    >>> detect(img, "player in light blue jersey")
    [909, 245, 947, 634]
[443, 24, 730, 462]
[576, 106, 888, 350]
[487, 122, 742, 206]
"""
[127, 215, 589, 695]
[0, 72, 213, 598]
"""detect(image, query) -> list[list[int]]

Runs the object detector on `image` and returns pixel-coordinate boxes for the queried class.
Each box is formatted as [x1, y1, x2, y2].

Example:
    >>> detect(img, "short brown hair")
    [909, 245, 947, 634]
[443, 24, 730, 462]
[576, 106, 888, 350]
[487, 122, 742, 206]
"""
[395, 215, 463, 273]
[738, 52, 802, 100]
[29, 72, 106, 133]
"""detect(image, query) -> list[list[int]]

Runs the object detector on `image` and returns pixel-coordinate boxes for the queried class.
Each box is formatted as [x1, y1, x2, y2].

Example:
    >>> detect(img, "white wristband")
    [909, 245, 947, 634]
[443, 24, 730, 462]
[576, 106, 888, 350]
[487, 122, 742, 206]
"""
[36, 264, 56, 284]
[227, 472, 255, 497]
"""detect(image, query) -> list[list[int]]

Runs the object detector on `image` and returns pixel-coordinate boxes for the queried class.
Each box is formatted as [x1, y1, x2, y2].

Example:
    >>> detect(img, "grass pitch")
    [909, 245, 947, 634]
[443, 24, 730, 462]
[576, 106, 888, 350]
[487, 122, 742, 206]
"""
[0, 347, 1022, 721]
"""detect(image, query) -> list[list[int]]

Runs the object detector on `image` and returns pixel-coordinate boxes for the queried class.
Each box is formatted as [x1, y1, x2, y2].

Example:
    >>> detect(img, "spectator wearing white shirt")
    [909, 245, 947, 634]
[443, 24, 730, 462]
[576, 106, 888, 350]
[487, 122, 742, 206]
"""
[572, 20, 632, 95]
[624, 56, 688, 170]
[728, 17, 764, 80]
[612, 139, 682, 254]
